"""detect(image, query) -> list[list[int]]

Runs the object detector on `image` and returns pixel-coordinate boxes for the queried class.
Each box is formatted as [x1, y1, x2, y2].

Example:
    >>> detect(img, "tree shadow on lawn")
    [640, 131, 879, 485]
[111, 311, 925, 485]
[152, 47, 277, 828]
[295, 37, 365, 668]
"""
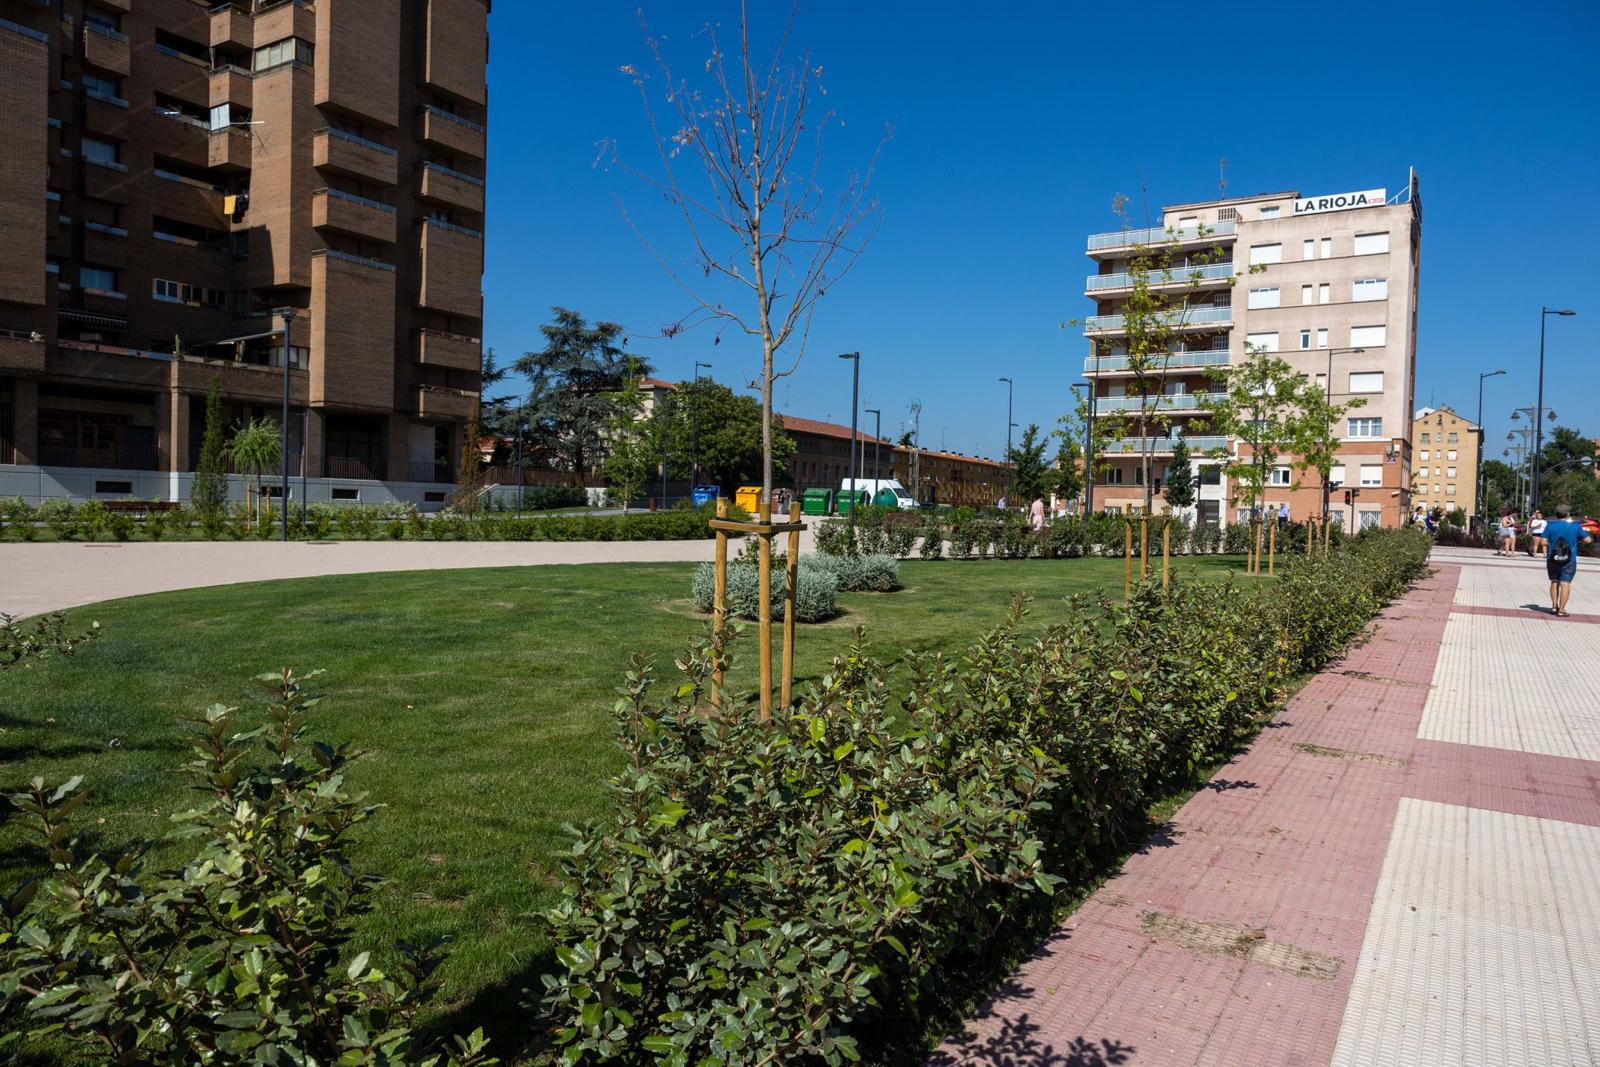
[423, 946, 560, 1064]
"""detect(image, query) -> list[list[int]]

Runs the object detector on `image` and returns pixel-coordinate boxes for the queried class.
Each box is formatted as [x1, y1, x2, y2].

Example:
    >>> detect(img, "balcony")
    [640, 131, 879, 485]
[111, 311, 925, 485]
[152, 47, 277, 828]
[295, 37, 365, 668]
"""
[419, 162, 484, 214]
[97, 0, 131, 10]
[1092, 392, 1229, 414]
[153, 168, 226, 227]
[1086, 260, 1236, 293]
[147, 112, 210, 170]
[1083, 305, 1233, 334]
[1085, 350, 1232, 374]
[82, 23, 131, 77]
[209, 65, 253, 111]
[208, 126, 252, 170]
[83, 159, 132, 202]
[312, 127, 398, 186]
[312, 188, 397, 243]
[0, 332, 47, 374]
[325, 455, 381, 480]
[419, 105, 485, 159]
[1086, 220, 1236, 254]
[1103, 435, 1230, 455]
[417, 221, 482, 318]
[407, 460, 455, 483]
[209, 5, 253, 50]
[148, 46, 211, 102]
[37, 442, 160, 471]
[423, 0, 489, 105]
[417, 327, 480, 371]
[415, 384, 477, 421]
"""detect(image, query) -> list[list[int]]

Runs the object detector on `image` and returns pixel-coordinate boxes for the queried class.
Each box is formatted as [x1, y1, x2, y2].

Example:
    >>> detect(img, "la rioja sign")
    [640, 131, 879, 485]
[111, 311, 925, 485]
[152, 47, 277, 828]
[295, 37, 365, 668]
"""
[1293, 189, 1386, 216]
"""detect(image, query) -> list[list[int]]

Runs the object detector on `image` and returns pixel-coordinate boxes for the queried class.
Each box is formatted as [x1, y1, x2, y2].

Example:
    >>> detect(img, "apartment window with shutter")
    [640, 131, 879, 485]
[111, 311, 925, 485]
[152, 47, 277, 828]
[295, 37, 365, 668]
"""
[1249, 243, 1282, 265]
[1218, 207, 1239, 222]
[1447, 432, 1459, 443]
[1359, 465, 1384, 487]
[1348, 418, 1384, 439]
[1320, 238, 1332, 258]
[1317, 328, 1329, 349]
[1350, 325, 1387, 347]
[81, 137, 119, 165]
[1245, 332, 1279, 352]
[1349, 372, 1384, 393]
[1247, 287, 1280, 309]
[1301, 284, 1314, 305]
[1354, 232, 1390, 255]
[1319, 283, 1330, 304]
[1447, 467, 1457, 478]
[1300, 330, 1311, 350]
[1303, 239, 1315, 259]
[1270, 466, 1292, 486]
[1447, 449, 1458, 461]
[80, 265, 117, 292]
[1353, 277, 1388, 301]
[1259, 206, 1280, 218]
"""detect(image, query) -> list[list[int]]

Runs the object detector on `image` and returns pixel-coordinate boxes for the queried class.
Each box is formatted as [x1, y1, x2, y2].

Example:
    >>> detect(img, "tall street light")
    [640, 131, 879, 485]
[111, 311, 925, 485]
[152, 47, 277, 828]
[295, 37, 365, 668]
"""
[278, 308, 293, 542]
[1532, 307, 1577, 511]
[1476, 369, 1505, 528]
[691, 361, 711, 488]
[1074, 380, 1093, 514]
[1319, 346, 1364, 518]
[998, 376, 1013, 504]
[839, 352, 860, 532]
[865, 408, 881, 483]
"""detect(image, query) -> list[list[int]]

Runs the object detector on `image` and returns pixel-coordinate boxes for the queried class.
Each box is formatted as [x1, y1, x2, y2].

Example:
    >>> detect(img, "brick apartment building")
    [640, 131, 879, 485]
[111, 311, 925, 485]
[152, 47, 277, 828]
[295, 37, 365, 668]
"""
[0, 0, 488, 507]
[1081, 175, 1421, 530]
[785, 414, 1006, 508]
[1409, 405, 1480, 521]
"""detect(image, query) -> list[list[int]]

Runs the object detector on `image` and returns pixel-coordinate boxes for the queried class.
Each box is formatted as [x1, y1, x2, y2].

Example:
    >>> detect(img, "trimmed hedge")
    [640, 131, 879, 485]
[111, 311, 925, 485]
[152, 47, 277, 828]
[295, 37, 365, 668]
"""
[542, 529, 1433, 1064]
[690, 556, 841, 622]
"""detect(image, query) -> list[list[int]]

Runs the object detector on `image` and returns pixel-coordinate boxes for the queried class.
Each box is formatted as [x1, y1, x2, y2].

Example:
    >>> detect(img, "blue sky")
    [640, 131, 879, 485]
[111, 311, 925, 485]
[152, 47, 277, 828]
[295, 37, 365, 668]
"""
[483, 2, 1600, 463]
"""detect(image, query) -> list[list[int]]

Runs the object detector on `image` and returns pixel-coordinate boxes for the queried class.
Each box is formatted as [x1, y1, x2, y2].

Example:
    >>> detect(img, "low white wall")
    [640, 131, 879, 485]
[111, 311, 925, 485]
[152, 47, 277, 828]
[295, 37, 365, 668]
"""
[0, 466, 456, 511]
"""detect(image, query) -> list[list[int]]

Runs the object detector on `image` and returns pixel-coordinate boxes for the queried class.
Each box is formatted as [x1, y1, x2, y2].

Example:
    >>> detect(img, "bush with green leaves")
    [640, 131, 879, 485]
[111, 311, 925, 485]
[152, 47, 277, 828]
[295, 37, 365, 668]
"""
[807, 551, 901, 592]
[946, 517, 977, 559]
[691, 556, 840, 622]
[0, 669, 495, 1067]
[1222, 521, 1252, 555]
[1, 612, 99, 672]
[813, 519, 856, 557]
[917, 517, 945, 560]
[521, 485, 590, 510]
[886, 519, 919, 559]
[544, 529, 1434, 1064]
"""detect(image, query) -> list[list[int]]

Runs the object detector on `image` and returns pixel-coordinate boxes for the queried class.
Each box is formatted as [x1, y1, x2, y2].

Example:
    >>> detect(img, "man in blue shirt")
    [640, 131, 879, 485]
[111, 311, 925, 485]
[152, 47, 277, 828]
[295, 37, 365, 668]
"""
[1544, 504, 1594, 617]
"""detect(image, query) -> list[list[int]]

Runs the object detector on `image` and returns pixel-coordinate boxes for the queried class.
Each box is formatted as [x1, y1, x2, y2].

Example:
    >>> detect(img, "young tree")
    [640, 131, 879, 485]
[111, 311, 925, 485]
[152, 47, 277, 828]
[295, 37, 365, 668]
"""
[1007, 423, 1050, 502]
[613, 4, 886, 505]
[476, 346, 518, 440]
[1050, 435, 1084, 507]
[192, 375, 228, 520]
[1481, 458, 1517, 517]
[1296, 381, 1366, 518]
[514, 308, 650, 480]
[227, 418, 282, 526]
[1163, 435, 1196, 512]
[456, 415, 485, 515]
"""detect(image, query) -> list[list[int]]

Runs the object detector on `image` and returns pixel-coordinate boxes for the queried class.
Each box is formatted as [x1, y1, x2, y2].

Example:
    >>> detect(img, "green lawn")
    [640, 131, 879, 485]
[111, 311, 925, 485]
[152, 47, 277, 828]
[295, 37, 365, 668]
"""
[0, 555, 1257, 1059]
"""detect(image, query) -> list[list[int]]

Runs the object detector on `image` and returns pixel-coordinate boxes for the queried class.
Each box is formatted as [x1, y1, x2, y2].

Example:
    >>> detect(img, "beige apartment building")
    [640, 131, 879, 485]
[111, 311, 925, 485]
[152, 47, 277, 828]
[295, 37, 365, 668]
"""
[0, 1, 488, 507]
[1082, 175, 1421, 530]
[1410, 406, 1479, 520]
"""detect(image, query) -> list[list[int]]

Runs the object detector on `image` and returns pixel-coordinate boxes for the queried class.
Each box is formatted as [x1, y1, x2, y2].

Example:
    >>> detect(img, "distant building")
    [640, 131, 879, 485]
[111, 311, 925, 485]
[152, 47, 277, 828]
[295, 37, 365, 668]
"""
[783, 414, 1005, 507]
[1410, 406, 1480, 520]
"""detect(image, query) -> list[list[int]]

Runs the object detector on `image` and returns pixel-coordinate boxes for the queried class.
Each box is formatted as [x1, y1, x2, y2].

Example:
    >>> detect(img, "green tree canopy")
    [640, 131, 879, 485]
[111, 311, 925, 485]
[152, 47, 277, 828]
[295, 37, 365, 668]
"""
[1050, 435, 1084, 504]
[602, 380, 796, 498]
[192, 375, 228, 519]
[1007, 424, 1050, 502]
[514, 308, 651, 478]
[1163, 435, 1196, 510]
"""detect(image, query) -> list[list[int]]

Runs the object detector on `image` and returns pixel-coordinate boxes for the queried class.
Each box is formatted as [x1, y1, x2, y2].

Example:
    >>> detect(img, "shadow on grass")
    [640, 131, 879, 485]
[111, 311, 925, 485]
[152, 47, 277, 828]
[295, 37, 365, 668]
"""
[422, 948, 560, 1064]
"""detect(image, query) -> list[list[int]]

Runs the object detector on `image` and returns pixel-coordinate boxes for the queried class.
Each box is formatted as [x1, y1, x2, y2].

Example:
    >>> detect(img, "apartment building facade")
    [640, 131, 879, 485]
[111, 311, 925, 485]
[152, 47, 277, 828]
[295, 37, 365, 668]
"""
[1081, 175, 1420, 530]
[0, 0, 488, 507]
[1410, 406, 1479, 520]
[785, 416, 1007, 508]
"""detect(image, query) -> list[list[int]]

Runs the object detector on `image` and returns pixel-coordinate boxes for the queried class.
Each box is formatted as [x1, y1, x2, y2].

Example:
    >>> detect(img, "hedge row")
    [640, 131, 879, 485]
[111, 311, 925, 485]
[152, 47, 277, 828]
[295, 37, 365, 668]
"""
[688, 554, 902, 623]
[540, 529, 1433, 1065]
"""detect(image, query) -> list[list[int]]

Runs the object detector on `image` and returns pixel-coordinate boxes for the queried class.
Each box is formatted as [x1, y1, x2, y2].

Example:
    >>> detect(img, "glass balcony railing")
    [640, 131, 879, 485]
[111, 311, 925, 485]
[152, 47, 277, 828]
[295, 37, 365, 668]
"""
[1083, 305, 1233, 332]
[1086, 261, 1236, 291]
[1103, 435, 1229, 454]
[1085, 350, 1231, 373]
[1092, 392, 1229, 413]
[1086, 220, 1236, 252]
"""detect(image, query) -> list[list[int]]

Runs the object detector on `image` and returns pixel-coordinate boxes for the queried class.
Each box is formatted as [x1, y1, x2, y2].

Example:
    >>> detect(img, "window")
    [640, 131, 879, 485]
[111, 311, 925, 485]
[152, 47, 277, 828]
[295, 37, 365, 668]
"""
[1329, 464, 1346, 485]
[1199, 465, 1222, 486]
[1270, 466, 1292, 486]
[1420, 449, 1430, 460]
[1217, 207, 1238, 223]
[1105, 467, 1125, 485]
[1316, 328, 1329, 349]
[1249, 243, 1282, 265]
[1350, 325, 1388, 347]
[1300, 330, 1311, 350]
[253, 37, 313, 73]
[332, 488, 360, 501]
[1303, 239, 1315, 260]
[1301, 284, 1314, 305]
[1349, 372, 1384, 393]
[1320, 238, 1332, 258]
[1360, 511, 1382, 530]
[81, 137, 120, 165]
[84, 10, 120, 32]
[1244, 331, 1279, 352]
[1446, 449, 1458, 461]
[152, 278, 226, 308]
[1259, 205, 1280, 219]
[1446, 432, 1458, 443]
[1421, 433, 1431, 444]
[1447, 485, 1456, 496]
[1354, 232, 1390, 255]
[1353, 277, 1388, 301]
[1446, 467, 1457, 478]
[1359, 465, 1384, 487]
[1247, 287, 1280, 309]
[82, 73, 120, 99]
[80, 265, 117, 291]
[1348, 417, 1384, 439]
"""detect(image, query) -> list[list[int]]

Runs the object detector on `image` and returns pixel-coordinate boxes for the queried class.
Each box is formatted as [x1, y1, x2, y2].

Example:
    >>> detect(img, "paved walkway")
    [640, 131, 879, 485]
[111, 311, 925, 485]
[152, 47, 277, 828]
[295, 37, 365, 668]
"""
[932, 546, 1600, 1066]
[0, 530, 819, 617]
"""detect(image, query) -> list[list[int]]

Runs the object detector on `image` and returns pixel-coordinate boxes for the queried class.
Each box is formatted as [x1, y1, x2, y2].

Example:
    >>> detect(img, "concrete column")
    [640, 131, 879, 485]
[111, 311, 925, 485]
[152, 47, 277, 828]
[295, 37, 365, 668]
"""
[157, 376, 190, 474]
[386, 414, 411, 482]
[12, 377, 38, 465]
[303, 407, 324, 479]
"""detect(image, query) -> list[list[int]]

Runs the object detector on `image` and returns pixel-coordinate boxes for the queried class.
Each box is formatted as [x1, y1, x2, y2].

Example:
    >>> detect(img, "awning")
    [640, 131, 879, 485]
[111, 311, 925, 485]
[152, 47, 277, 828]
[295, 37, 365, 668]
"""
[57, 308, 127, 330]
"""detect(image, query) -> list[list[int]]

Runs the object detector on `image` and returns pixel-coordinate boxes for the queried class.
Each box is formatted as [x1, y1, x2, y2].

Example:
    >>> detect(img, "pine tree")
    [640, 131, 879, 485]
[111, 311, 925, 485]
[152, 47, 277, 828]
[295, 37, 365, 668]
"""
[1164, 436, 1196, 511]
[192, 376, 228, 520]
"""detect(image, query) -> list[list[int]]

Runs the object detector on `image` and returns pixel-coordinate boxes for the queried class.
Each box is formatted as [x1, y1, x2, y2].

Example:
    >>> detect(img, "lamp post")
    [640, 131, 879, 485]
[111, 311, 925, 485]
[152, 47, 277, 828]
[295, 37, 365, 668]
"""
[839, 352, 860, 532]
[1476, 369, 1505, 529]
[998, 376, 1013, 504]
[865, 408, 881, 483]
[1319, 346, 1364, 519]
[1074, 380, 1093, 514]
[691, 361, 711, 488]
[659, 392, 671, 510]
[1532, 307, 1577, 511]
[278, 308, 293, 542]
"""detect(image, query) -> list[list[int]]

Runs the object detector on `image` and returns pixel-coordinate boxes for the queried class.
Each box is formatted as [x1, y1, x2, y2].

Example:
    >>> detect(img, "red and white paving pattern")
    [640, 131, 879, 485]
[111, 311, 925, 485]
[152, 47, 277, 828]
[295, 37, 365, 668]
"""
[931, 546, 1600, 1066]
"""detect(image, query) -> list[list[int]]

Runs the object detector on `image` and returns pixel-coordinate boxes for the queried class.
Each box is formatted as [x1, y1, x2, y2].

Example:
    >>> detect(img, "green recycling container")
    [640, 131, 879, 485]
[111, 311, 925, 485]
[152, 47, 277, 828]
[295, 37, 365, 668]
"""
[802, 488, 833, 516]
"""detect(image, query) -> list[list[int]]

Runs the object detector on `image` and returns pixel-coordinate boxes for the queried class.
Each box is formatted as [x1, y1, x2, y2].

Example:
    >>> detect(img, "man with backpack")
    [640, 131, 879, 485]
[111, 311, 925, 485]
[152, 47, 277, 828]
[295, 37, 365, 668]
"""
[1544, 504, 1593, 617]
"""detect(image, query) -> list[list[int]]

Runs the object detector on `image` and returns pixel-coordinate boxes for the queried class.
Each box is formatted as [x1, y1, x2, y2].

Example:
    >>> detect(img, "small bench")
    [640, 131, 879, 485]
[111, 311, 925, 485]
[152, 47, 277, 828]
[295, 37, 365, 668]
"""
[101, 500, 180, 513]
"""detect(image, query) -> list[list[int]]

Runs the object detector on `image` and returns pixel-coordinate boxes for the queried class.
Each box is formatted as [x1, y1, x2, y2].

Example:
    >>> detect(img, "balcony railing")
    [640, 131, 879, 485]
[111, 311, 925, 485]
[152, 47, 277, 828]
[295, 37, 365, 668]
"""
[1086, 220, 1236, 252]
[1092, 391, 1229, 413]
[1085, 350, 1231, 373]
[1083, 305, 1233, 332]
[37, 443, 160, 470]
[1102, 435, 1229, 454]
[421, 105, 484, 133]
[407, 461, 455, 483]
[1086, 261, 1236, 291]
[325, 455, 380, 480]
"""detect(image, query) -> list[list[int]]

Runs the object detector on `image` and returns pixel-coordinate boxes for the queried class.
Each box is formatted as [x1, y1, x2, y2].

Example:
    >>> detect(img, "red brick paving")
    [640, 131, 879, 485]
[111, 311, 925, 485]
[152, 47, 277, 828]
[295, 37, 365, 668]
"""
[929, 565, 1465, 1067]
[1449, 603, 1600, 625]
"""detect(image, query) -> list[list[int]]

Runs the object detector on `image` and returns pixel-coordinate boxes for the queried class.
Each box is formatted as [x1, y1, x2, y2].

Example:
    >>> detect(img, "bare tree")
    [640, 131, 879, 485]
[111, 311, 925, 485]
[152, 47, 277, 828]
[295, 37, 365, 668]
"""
[607, 2, 887, 503]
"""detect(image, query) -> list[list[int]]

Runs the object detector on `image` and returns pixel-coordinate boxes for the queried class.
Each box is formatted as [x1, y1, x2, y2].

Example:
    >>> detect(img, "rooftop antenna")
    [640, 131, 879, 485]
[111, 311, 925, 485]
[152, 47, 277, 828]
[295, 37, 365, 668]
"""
[1139, 162, 1150, 228]
[1219, 157, 1229, 198]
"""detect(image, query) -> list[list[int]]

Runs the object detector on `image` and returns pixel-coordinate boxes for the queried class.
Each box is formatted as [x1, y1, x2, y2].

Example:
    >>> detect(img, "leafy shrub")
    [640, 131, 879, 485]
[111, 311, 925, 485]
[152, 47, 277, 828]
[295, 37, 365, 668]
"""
[690, 557, 839, 621]
[522, 485, 590, 510]
[808, 552, 901, 592]
[886, 520, 919, 559]
[918, 518, 945, 560]
[1, 612, 99, 672]
[0, 670, 495, 1067]
[1222, 521, 1252, 555]
[36, 499, 72, 541]
[854, 507, 891, 555]
[947, 517, 976, 559]
[996, 519, 1033, 559]
[1193, 521, 1222, 554]
[814, 518, 857, 557]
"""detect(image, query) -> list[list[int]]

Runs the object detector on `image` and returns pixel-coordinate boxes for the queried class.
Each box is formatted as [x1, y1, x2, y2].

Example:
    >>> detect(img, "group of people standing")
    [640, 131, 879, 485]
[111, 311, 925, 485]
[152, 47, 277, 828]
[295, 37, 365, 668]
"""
[1495, 505, 1592, 618]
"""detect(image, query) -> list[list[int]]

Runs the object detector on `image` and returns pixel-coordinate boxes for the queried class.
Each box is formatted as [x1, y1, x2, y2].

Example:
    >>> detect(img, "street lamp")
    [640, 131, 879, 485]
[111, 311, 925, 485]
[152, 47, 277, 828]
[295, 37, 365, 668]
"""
[1319, 346, 1364, 518]
[998, 376, 1013, 504]
[865, 408, 881, 483]
[1476, 369, 1505, 529]
[277, 308, 293, 542]
[1073, 380, 1093, 514]
[1532, 307, 1577, 511]
[839, 353, 861, 532]
[691, 361, 711, 488]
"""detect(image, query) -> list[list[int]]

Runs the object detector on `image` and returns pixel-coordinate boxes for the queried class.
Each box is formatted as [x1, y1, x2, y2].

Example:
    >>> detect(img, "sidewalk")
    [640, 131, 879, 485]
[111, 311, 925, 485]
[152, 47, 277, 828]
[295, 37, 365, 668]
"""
[931, 546, 1600, 1066]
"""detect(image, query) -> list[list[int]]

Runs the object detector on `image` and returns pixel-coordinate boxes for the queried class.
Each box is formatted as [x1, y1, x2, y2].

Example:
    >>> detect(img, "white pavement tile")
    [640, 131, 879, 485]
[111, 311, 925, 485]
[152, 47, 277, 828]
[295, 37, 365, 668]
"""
[1419, 613, 1600, 761]
[1332, 799, 1600, 1067]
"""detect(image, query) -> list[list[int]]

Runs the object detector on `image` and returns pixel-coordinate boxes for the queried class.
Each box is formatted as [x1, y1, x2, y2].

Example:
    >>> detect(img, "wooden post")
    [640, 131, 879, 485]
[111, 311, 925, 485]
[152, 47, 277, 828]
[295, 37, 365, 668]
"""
[757, 498, 773, 721]
[1139, 507, 1150, 580]
[712, 496, 729, 706]
[782, 501, 801, 709]
[1307, 514, 1316, 557]
[1123, 516, 1133, 599]
[1268, 515, 1277, 576]
[1323, 515, 1331, 558]
[1162, 506, 1172, 590]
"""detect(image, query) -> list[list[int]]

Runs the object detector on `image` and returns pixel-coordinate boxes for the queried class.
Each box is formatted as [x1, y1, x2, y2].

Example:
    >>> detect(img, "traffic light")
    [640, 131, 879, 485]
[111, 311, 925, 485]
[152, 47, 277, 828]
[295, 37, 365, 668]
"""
[1343, 489, 1353, 505]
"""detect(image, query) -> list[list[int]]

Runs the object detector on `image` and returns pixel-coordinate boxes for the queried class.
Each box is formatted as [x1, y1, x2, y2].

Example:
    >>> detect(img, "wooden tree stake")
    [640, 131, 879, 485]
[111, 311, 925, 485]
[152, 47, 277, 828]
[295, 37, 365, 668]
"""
[782, 501, 801, 709]
[1123, 516, 1133, 599]
[1140, 507, 1150, 580]
[1268, 516, 1277, 576]
[1162, 505, 1172, 590]
[757, 498, 773, 721]
[711, 496, 729, 705]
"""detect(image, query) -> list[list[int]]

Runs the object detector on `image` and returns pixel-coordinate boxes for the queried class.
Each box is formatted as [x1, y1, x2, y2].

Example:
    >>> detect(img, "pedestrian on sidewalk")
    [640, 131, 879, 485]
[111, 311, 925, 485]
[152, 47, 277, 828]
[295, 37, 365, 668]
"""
[1496, 510, 1517, 556]
[1029, 494, 1046, 532]
[1529, 510, 1547, 556]
[1544, 504, 1593, 617]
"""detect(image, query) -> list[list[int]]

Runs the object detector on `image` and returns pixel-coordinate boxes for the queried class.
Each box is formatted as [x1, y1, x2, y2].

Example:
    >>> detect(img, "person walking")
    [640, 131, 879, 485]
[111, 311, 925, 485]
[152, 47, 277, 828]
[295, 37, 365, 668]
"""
[1029, 494, 1046, 532]
[1543, 504, 1593, 617]
[1529, 510, 1547, 556]
[1496, 510, 1517, 556]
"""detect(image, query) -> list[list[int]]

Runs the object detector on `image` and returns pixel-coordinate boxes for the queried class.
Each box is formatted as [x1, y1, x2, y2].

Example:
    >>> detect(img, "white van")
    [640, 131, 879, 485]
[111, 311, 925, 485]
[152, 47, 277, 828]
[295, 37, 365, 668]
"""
[841, 478, 919, 511]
